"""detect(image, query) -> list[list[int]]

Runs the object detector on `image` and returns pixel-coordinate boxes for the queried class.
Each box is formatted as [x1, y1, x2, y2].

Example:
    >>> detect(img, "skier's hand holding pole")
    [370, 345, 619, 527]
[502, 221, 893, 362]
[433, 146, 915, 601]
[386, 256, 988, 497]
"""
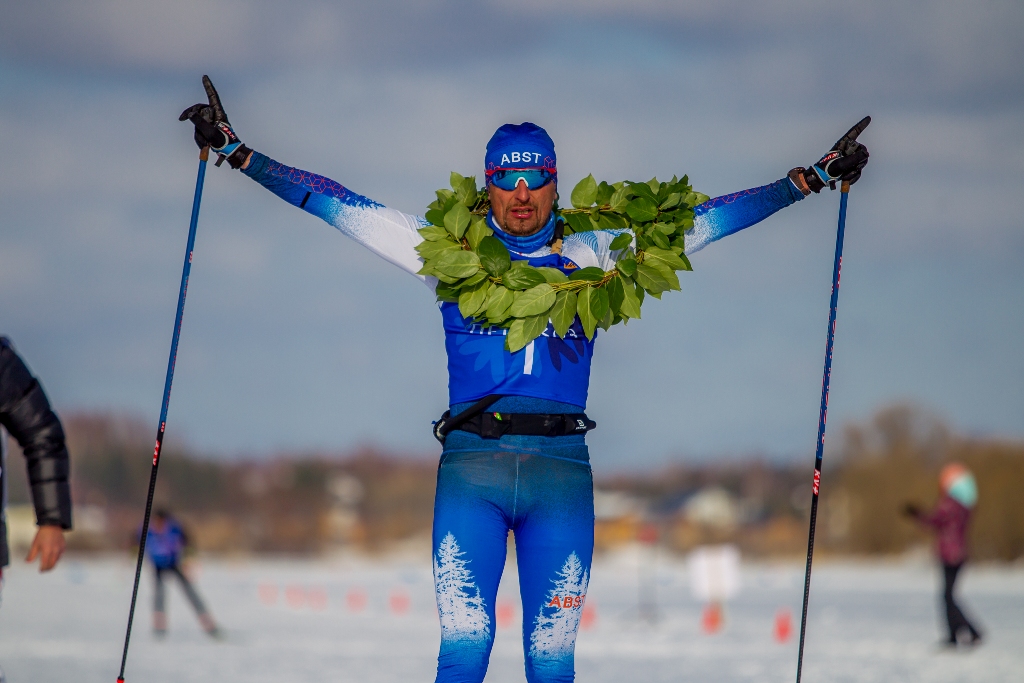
[788, 117, 872, 195]
[179, 75, 252, 168]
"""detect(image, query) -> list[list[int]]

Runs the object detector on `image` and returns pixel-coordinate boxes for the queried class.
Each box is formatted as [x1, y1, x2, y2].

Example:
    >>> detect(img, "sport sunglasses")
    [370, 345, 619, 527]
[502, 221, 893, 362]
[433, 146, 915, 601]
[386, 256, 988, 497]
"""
[486, 168, 556, 191]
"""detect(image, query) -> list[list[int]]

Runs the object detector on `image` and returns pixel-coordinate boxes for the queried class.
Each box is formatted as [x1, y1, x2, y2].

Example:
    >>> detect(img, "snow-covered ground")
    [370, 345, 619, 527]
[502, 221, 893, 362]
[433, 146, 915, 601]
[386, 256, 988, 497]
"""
[1, 549, 1021, 682]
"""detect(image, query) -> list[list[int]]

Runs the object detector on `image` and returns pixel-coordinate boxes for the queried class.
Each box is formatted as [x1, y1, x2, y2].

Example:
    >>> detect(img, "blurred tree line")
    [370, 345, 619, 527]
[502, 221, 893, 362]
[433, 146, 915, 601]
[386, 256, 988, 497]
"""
[820, 405, 1024, 561]
[4, 405, 1021, 559]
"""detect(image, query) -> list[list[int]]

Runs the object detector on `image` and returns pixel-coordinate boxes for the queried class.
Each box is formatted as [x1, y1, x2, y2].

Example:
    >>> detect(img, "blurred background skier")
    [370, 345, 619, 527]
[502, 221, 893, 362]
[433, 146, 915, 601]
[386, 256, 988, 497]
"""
[1, 336, 73, 683]
[904, 463, 983, 648]
[144, 508, 220, 638]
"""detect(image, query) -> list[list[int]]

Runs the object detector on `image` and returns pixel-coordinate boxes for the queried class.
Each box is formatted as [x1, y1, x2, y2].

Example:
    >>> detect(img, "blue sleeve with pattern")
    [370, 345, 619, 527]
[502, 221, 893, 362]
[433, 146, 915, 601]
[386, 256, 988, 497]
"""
[684, 177, 805, 255]
[242, 151, 429, 279]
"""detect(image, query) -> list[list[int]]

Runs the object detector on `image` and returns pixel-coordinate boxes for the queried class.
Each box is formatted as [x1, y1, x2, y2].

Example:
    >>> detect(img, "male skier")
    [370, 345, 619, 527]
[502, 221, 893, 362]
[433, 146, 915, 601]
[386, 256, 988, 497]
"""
[180, 76, 868, 683]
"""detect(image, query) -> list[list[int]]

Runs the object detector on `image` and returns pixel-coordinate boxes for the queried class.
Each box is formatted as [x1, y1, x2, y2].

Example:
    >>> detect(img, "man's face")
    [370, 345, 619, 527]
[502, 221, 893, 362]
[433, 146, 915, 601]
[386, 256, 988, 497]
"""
[488, 178, 557, 236]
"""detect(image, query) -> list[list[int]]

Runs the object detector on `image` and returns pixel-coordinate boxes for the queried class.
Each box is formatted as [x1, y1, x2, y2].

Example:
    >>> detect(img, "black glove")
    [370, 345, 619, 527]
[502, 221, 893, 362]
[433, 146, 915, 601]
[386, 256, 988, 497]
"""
[800, 116, 871, 193]
[179, 75, 251, 169]
[902, 503, 921, 518]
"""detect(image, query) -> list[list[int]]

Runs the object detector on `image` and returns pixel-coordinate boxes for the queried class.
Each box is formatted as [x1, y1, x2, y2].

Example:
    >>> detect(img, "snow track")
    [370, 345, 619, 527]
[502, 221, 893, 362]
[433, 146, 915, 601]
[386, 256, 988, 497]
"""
[0, 553, 1021, 682]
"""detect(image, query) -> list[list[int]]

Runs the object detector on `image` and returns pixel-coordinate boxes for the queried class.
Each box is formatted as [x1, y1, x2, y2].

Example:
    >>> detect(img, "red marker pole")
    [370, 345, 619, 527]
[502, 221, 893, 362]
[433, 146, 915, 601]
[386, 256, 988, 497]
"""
[116, 147, 209, 682]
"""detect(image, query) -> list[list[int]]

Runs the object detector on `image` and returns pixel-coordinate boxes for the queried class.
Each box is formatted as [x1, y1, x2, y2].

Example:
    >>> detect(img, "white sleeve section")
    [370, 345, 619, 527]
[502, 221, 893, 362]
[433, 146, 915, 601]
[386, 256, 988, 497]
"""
[683, 216, 715, 255]
[326, 202, 434, 288]
[561, 229, 632, 270]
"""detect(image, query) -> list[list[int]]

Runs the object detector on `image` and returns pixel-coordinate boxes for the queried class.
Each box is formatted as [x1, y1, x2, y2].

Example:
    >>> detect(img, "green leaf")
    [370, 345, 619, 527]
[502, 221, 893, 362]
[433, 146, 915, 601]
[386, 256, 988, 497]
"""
[596, 181, 614, 206]
[433, 249, 481, 278]
[435, 281, 460, 303]
[456, 175, 478, 206]
[617, 273, 642, 318]
[457, 270, 489, 289]
[590, 285, 609, 322]
[450, 171, 466, 191]
[568, 266, 606, 282]
[415, 238, 461, 260]
[478, 236, 511, 276]
[502, 265, 546, 290]
[625, 197, 659, 223]
[564, 212, 594, 233]
[644, 246, 689, 271]
[419, 224, 451, 241]
[506, 318, 529, 353]
[485, 286, 514, 319]
[650, 230, 670, 249]
[607, 274, 624, 315]
[647, 259, 681, 290]
[458, 281, 490, 319]
[616, 255, 637, 277]
[550, 290, 578, 338]
[466, 217, 492, 250]
[597, 212, 627, 230]
[444, 203, 472, 239]
[576, 287, 598, 340]
[598, 306, 614, 331]
[609, 232, 633, 251]
[506, 314, 549, 353]
[628, 181, 656, 200]
[522, 313, 549, 342]
[653, 222, 676, 235]
[646, 177, 661, 196]
[424, 209, 446, 227]
[510, 283, 556, 317]
[634, 263, 670, 293]
[571, 174, 598, 208]
[537, 267, 569, 283]
[659, 193, 681, 210]
[678, 251, 692, 271]
[609, 186, 629, 212]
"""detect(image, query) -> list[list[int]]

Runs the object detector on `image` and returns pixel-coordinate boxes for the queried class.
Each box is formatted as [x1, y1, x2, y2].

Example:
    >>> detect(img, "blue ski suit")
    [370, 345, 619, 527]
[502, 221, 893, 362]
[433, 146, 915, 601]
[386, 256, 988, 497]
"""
[242, 152, 805, 682]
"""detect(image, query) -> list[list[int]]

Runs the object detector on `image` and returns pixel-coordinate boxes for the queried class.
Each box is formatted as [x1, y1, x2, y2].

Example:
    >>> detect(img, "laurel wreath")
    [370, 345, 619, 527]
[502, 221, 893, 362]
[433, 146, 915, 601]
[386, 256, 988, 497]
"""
[416, 172, 709, 352]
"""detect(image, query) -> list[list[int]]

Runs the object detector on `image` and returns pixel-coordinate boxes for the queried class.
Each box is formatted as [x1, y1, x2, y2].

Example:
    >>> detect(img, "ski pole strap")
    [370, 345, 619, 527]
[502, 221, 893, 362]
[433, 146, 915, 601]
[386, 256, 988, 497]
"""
[433, 394, 504, 444]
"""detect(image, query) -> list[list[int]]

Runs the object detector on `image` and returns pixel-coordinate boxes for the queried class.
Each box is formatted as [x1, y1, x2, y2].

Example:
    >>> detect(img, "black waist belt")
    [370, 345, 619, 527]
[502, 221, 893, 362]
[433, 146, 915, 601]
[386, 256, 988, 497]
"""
[433, 394, 596, 443]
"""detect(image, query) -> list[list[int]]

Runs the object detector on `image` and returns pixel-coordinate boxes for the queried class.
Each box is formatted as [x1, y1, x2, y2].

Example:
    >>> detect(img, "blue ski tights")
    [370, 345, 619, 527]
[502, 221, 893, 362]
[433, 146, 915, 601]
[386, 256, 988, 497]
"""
[432, 446, 594, 683]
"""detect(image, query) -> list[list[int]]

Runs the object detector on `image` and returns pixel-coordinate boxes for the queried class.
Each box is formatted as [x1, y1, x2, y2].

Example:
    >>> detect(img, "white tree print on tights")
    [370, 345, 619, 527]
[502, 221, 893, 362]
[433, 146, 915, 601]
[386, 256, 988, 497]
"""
[434, 532, 491, 644]
[529, 552, 589, 660]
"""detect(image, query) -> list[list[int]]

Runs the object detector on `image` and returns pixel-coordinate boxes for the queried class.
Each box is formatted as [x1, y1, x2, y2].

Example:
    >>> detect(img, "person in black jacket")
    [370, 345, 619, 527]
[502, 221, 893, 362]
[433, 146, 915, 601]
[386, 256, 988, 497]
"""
[0, 336, 73, 577]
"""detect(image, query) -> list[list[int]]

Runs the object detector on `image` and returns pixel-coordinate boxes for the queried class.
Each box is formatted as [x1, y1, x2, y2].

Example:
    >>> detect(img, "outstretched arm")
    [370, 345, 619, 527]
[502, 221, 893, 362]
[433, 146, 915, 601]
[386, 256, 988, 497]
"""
[180, 76, 430, 284]
[241, 152, 429, 280]
[684, 118, 871, 255]
[684, 175, 806, 255]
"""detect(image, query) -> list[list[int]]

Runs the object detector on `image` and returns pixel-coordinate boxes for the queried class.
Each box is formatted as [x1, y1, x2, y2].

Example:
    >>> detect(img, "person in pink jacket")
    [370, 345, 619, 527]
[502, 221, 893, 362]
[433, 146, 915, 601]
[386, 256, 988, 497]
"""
[904, 463, 983, 647]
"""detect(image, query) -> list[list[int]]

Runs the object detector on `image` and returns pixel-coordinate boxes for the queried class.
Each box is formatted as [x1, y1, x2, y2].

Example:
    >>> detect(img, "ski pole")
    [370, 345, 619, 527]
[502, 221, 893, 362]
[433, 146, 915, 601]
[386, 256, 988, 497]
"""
[116, 146, 209, 683]
[794, 178, 851, 683]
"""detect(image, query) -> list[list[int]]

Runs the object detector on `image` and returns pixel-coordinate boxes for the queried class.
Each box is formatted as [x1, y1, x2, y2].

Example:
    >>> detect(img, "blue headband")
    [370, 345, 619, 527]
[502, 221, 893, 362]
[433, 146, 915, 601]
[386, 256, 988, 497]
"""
[485, 122, 556, 181]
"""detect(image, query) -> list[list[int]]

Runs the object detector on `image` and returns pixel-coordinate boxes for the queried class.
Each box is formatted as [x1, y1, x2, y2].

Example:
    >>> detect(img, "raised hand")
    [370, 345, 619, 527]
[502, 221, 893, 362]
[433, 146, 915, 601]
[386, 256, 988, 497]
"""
[804, 116, 871, 192]
[179, 75, 251, 168]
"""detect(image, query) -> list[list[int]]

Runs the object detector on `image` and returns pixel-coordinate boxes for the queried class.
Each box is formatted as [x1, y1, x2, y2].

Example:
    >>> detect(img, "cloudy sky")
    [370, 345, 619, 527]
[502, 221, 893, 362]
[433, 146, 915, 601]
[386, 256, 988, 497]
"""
[1, 1, 1021, 469]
